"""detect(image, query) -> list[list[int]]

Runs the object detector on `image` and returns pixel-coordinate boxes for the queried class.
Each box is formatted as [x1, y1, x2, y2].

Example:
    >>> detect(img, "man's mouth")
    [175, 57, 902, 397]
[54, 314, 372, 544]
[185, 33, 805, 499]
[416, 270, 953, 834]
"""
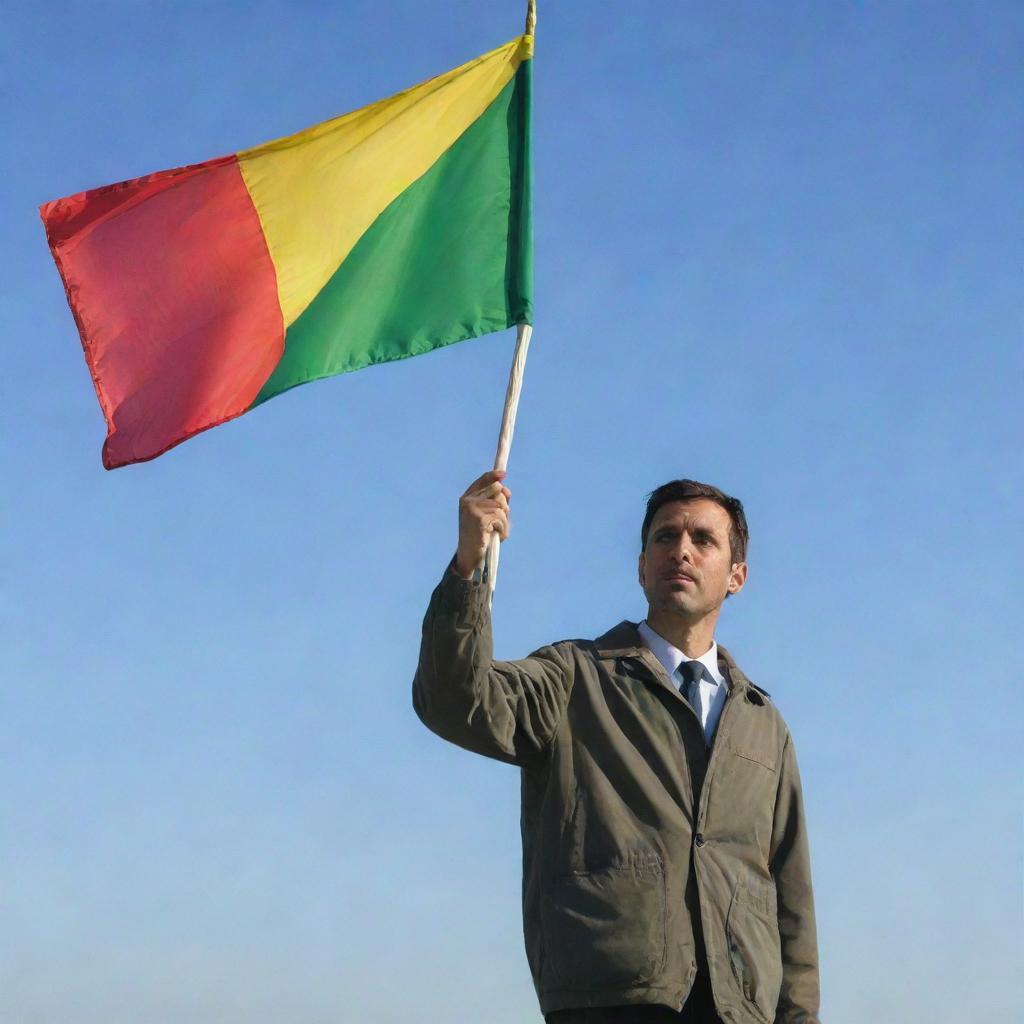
[665, 572, 697, 584]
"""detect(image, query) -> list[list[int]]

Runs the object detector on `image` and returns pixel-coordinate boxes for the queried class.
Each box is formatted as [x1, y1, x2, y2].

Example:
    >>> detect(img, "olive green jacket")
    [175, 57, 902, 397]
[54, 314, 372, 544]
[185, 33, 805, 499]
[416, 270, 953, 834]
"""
[413, 567, 820, 1024]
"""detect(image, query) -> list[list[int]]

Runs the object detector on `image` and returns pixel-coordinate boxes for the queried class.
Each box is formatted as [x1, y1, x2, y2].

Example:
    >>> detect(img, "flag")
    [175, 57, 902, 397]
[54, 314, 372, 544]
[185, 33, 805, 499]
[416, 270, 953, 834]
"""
[40, 34, 533, 469]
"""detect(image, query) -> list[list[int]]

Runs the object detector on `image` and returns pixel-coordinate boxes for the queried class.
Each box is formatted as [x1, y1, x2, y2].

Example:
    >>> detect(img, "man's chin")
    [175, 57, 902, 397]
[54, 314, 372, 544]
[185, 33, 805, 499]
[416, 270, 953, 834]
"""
[650, 593, 702, 618]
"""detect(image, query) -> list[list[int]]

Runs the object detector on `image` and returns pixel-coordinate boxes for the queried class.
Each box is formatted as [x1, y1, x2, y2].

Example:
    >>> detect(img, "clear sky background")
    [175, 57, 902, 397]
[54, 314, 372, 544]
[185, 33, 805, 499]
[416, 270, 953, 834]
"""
[3, 2, 1021, 1022]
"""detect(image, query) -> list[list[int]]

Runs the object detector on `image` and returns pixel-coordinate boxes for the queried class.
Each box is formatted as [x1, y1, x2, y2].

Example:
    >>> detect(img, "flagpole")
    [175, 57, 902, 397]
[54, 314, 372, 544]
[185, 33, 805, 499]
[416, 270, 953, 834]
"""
[485, 322, 533, 600]
[483, 0, 536, 602]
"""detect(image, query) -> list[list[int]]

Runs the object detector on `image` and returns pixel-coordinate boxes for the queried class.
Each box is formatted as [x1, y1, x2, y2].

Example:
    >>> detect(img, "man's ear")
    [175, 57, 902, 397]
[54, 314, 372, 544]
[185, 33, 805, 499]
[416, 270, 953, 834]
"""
[638, 550, 646, 588]
[727, 561, 748, 596]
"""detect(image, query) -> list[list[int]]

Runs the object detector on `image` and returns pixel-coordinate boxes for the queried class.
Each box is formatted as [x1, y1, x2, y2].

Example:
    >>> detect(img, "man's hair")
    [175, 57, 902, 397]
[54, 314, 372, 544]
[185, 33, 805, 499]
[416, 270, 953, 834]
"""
[641, 480, 749, 564]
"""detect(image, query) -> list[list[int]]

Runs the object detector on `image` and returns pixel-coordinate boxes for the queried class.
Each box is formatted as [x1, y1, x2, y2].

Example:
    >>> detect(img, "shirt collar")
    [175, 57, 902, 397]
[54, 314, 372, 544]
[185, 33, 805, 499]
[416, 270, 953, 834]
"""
[637, 620, 727, 687]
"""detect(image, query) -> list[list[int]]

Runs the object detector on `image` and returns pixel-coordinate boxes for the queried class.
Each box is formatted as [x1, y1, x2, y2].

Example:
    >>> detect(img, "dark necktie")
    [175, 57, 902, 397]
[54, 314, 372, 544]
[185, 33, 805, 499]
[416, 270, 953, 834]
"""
[677, 660, 704, 713]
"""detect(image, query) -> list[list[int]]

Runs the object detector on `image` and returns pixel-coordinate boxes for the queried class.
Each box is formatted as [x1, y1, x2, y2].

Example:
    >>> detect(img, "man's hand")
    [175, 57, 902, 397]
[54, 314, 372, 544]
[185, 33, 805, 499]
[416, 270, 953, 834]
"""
[454, 470, 512, 579]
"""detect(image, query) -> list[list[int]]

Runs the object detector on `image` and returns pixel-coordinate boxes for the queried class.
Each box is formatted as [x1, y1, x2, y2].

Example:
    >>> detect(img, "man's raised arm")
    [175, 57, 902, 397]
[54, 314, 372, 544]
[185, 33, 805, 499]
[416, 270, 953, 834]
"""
[412, 471, 573, 767]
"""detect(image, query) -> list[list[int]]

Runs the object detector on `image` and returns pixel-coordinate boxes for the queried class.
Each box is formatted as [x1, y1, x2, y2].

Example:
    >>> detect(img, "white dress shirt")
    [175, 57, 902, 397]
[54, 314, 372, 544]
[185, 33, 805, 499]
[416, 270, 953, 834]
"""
[636, 620, 729, 747]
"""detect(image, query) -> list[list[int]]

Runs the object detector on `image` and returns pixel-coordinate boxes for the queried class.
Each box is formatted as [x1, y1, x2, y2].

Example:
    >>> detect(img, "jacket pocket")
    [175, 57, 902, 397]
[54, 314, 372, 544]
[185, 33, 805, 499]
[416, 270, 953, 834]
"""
[726, 879, 782, 1023]
[541, 851, 667, 991]
[729, 743, 778, 772]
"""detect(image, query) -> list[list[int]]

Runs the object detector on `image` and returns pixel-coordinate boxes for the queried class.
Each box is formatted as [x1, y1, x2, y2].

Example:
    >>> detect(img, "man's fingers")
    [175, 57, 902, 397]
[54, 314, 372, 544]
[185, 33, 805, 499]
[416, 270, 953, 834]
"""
[462, 469, 506, 497]
[469, 495, 509, 517]
[474, 480, 510, 501]
[459, 491, 506, 518]
[488, 508, 510, 540]
[454, 474, 512, 576]
[469, 502, 509, 538]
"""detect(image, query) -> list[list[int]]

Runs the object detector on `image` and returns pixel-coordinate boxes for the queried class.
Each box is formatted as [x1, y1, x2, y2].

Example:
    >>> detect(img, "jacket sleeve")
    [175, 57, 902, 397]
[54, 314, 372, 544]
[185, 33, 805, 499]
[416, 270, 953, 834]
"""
[770, 730, 821, 1024]
[412, 563, 574, 768]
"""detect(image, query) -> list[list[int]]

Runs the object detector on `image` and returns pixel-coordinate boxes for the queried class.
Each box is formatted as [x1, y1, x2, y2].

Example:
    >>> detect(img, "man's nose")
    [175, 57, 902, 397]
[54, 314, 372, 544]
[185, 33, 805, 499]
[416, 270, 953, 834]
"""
[671, 537, 695, 563]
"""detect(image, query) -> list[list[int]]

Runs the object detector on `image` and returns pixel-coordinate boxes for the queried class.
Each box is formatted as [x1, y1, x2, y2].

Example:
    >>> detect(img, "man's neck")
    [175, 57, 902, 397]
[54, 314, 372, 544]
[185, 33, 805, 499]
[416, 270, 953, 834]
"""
[644, 608, 718, 659]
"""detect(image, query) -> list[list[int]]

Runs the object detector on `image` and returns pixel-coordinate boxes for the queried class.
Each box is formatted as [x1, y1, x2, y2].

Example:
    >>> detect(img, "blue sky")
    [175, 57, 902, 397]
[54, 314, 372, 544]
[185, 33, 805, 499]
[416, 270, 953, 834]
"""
[3, 2, 1021, 1021]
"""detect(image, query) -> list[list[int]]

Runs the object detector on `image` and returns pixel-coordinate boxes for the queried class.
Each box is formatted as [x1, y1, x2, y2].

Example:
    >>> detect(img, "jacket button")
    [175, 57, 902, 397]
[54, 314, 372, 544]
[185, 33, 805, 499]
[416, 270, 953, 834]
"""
[694, 833, 705, 847]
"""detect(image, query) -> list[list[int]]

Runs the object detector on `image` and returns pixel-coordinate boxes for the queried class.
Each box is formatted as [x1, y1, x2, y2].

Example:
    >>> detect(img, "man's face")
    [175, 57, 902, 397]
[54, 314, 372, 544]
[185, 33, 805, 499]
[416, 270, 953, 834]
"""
[638, 499, 747, 621]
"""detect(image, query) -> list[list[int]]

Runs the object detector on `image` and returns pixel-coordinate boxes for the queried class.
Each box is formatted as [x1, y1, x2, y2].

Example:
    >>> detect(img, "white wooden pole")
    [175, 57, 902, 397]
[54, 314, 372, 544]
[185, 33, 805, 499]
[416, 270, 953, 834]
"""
[485, 322, 533, 599]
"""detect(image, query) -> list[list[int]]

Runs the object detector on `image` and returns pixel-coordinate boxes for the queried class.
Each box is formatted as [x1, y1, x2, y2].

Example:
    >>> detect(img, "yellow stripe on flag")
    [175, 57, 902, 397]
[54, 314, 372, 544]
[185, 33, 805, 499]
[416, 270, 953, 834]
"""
[238, 35, 531, 329]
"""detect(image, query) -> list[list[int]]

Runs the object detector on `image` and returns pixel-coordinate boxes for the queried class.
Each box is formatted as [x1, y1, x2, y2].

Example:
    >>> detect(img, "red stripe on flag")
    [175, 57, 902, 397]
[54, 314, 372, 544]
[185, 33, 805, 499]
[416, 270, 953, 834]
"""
[41, 156, 284, 468]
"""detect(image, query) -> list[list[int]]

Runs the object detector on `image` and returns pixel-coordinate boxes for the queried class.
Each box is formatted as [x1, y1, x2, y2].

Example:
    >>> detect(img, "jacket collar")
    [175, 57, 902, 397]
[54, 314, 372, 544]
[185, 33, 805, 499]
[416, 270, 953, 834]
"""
[594, 620, 763, 701]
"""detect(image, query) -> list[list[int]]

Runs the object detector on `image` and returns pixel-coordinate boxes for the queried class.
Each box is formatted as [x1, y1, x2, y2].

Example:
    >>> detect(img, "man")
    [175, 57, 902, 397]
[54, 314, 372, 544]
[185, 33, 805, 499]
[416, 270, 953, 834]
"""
[413, 470, 820, 1024]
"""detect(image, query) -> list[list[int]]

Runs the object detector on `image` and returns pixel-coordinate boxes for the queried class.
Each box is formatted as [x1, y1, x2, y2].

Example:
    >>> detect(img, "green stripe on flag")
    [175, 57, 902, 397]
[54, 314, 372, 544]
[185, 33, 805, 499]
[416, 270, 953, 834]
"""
[251, 62, 533, 409]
